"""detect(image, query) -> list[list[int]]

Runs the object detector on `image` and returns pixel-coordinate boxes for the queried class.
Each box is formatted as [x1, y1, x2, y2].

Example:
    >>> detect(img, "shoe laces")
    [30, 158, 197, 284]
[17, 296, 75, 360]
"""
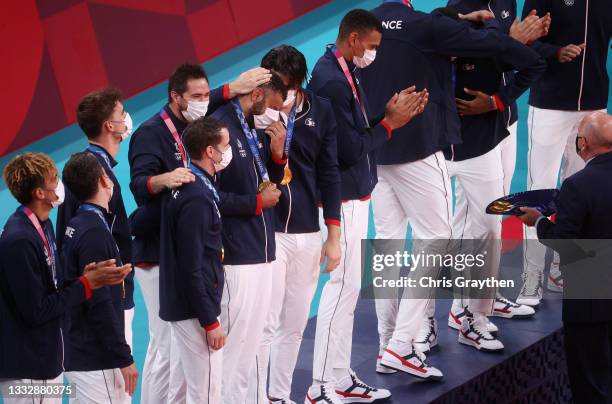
[471, 320, 495, 340]
[416, 317, 435, 341]
[320, 384, 342, 404]
[496, 295, 519, 308]
[521, 274, 542, 296]
[349, 371, 378, 392]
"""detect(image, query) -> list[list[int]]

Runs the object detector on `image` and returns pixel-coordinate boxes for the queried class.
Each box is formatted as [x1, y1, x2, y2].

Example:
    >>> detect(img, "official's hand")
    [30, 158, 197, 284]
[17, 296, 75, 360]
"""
[120, 363, 139, 396]
[384, 87, 429, 130]
[320, 236, 341, 273]
[259, 184, 281, 208]
[229, 67, 272, 97]
[517, 207, 543, 227]
[456, 88, 495, 116]
[265, 121, 287, 161]
[161, 167, 195, 189]
[84, 262, 132, 289]
[458, 10, 494, 23]
[206, 326, 226, 350]
[558, 44, 585, 63]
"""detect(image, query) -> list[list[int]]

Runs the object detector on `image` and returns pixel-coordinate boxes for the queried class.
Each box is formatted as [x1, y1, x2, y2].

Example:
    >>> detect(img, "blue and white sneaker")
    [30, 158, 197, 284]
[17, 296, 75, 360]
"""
[458, 315, 504, 352]
[448, 303, 498, 333]
[413, 317, 438, 353]
[305, 383, 342, 404]
[491, 295, 535, 319]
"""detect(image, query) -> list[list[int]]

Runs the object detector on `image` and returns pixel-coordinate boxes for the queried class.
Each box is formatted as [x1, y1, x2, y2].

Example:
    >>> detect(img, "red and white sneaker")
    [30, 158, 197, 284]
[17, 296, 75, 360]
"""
[448, 303, 498, 333]
[458, 315, 504, 352]
[413, 317, 438, 353]
[547, 260, 563, 293]
[305, 383, 342, 404]
[335, 370, 391, 403]
[376, 348, 397, 374]
[491, 295, 535, 319]
[379, 341, 443, 380]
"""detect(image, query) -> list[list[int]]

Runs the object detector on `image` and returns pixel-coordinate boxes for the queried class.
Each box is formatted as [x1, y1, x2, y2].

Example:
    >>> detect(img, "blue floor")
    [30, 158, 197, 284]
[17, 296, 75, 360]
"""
[0, 0, 610, 403]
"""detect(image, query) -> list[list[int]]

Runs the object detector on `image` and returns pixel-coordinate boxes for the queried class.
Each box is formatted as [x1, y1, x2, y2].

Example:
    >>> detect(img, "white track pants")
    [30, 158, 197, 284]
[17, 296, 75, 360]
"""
[0, 374, 63, 404]
[134, 266, 173, 404]
[523, 107, 605, 277]
[372, 151, 453, 348]
[66, 369, 130, 404]
[500, 122, 518, 195]
[312, 199, 369, 383]
[168, 319, 223, 404]
[250, 232, 321, 401]
[448, 146, 505, 314]
[221, 263, 273, 404]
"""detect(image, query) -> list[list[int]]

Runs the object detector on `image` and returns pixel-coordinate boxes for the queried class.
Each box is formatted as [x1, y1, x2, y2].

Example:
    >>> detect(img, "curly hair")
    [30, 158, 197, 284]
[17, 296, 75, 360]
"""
[3, 152, 58, 205]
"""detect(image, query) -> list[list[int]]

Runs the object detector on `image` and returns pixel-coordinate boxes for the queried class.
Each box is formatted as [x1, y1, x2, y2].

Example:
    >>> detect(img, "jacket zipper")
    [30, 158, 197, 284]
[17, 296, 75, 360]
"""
[285, 182, 292, 233]
[60, 328, 65, 371]
[254, 159, 269, 262]
[577, 0, 589, 111]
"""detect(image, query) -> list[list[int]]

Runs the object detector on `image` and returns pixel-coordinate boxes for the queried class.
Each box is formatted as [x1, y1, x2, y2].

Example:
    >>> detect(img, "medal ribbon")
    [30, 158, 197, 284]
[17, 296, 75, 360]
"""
[160, 109, 188, 168]
[231, 98, 270, 182]
[22, 207, 57, 288]
[188, 162, 220, 203]
[332, 46, 369, 127]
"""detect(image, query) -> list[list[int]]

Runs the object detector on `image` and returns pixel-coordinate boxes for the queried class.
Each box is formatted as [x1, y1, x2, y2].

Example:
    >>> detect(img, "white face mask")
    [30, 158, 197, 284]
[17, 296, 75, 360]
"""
[51, 180, 65, 208]
[214, 146, 233, 172]
[254, 108, 281, 129]
[283, 90, 297, 107]
[121, 112, 133, 141]
[181, 100, 209, 122]
[353, 48, 377, 69]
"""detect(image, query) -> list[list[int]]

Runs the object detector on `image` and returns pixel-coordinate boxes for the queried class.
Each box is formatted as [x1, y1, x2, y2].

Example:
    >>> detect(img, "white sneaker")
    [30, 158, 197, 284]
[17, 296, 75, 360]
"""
[335, 370, 392, 403]
[516, 272, 543, 307]
[491, 295, 536, 318]
[305, 383, 342, 404]
[379, 341, 443, 380]
[376, 348, 397, 374]
[271, 399, 296, 404]
[458, 315, 504, 352]
[547, 260, 563, 293]
[413, 317, 438, 353]
[449, 304, 498, 333]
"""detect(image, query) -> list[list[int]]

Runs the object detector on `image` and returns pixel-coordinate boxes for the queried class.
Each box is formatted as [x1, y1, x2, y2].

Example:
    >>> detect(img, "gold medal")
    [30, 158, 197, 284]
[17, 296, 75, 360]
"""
[258, 180, 274, 192]
[280, 164, 292, 186]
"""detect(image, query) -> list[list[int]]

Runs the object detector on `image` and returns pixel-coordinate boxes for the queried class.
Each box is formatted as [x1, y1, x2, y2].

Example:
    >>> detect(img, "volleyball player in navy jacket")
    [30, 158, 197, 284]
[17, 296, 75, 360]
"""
[0, 152, 130, 403]
[62, 153, 137, 403]
[159, 117, 228, 403]
[519, 0, 612, 306]
[55, 88, 137, 353]
[127, 63, 271, 403]
[210, 73, 287, 403]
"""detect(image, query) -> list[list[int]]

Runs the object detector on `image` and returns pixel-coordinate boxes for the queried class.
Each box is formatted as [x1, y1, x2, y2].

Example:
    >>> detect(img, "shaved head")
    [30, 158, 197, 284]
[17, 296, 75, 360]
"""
[577, 112, 612, 161]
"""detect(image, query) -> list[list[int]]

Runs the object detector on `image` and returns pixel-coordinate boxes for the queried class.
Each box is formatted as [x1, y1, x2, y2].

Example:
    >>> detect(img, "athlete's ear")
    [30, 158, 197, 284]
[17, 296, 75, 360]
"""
[347, 31, 359, 48]
[205, 145, 215, 161]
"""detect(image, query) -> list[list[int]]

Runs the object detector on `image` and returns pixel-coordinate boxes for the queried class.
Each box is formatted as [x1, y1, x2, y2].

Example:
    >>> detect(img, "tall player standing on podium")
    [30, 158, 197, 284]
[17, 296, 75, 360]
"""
[307, 9, 429, 403]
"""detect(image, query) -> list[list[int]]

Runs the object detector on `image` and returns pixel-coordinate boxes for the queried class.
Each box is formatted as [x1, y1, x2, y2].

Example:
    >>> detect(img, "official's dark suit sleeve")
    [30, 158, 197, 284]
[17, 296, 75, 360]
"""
[522, 0, 562, 59]
[494, 36, 547, 106]
[55, 188, 79, 255]
[77, 228, 133, 368]
[317, 103, 342, 224]
[317, 80, 389, 169]
[128, 128, 165, 202]
[430, 12, 505, 58]
[537, 178, 585, 241]
[175, 197, 220, 328]
[1, 238, 86, 327]
[208, 85, 230, 117]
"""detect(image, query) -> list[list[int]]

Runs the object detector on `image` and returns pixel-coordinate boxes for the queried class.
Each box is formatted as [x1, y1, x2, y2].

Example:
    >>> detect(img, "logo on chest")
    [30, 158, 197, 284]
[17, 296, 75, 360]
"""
[174, 144, 183, 161]
[236, 139, 247, 158]
[305, 118, 316, 127]
[501, 10, 510, 19]
[462, 64, 476, 72]
[172, 189, 180, 199]
[564, 0, 574, 6]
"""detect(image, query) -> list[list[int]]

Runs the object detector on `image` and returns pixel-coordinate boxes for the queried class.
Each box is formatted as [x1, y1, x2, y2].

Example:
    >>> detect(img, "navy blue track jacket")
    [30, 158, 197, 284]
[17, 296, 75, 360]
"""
[275, 89, 342, 233]
[128, 86, 228, 264]
[362, 0, 514, 164]
[445, 1, 546, 161]
[211, 101, 284, 265]
[308, 46, 392, 201]
[61, 204, 133, 371]
[57, 144, 134, 309]
[159, 165, 223, 329]
[0, 208, 88, 379]
[523, 0, 612, 111]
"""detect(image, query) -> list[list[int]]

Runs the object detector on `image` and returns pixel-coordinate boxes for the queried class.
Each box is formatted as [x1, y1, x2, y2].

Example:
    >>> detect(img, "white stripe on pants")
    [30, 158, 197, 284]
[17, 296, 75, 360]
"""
[447, 146, 504, 314]
[134, 266, 173, 404]
[66, 369, 130, 404]
[523, 107, 606, 277]
[249, 231, 321, 401]
[221, 262, 273, 404]
[372, 151, 453, 347]
[0, 374, 63, 404]
[500, 122, 518, 195]
[168, 319, 223, 404]
[312, 199, 369, 382]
